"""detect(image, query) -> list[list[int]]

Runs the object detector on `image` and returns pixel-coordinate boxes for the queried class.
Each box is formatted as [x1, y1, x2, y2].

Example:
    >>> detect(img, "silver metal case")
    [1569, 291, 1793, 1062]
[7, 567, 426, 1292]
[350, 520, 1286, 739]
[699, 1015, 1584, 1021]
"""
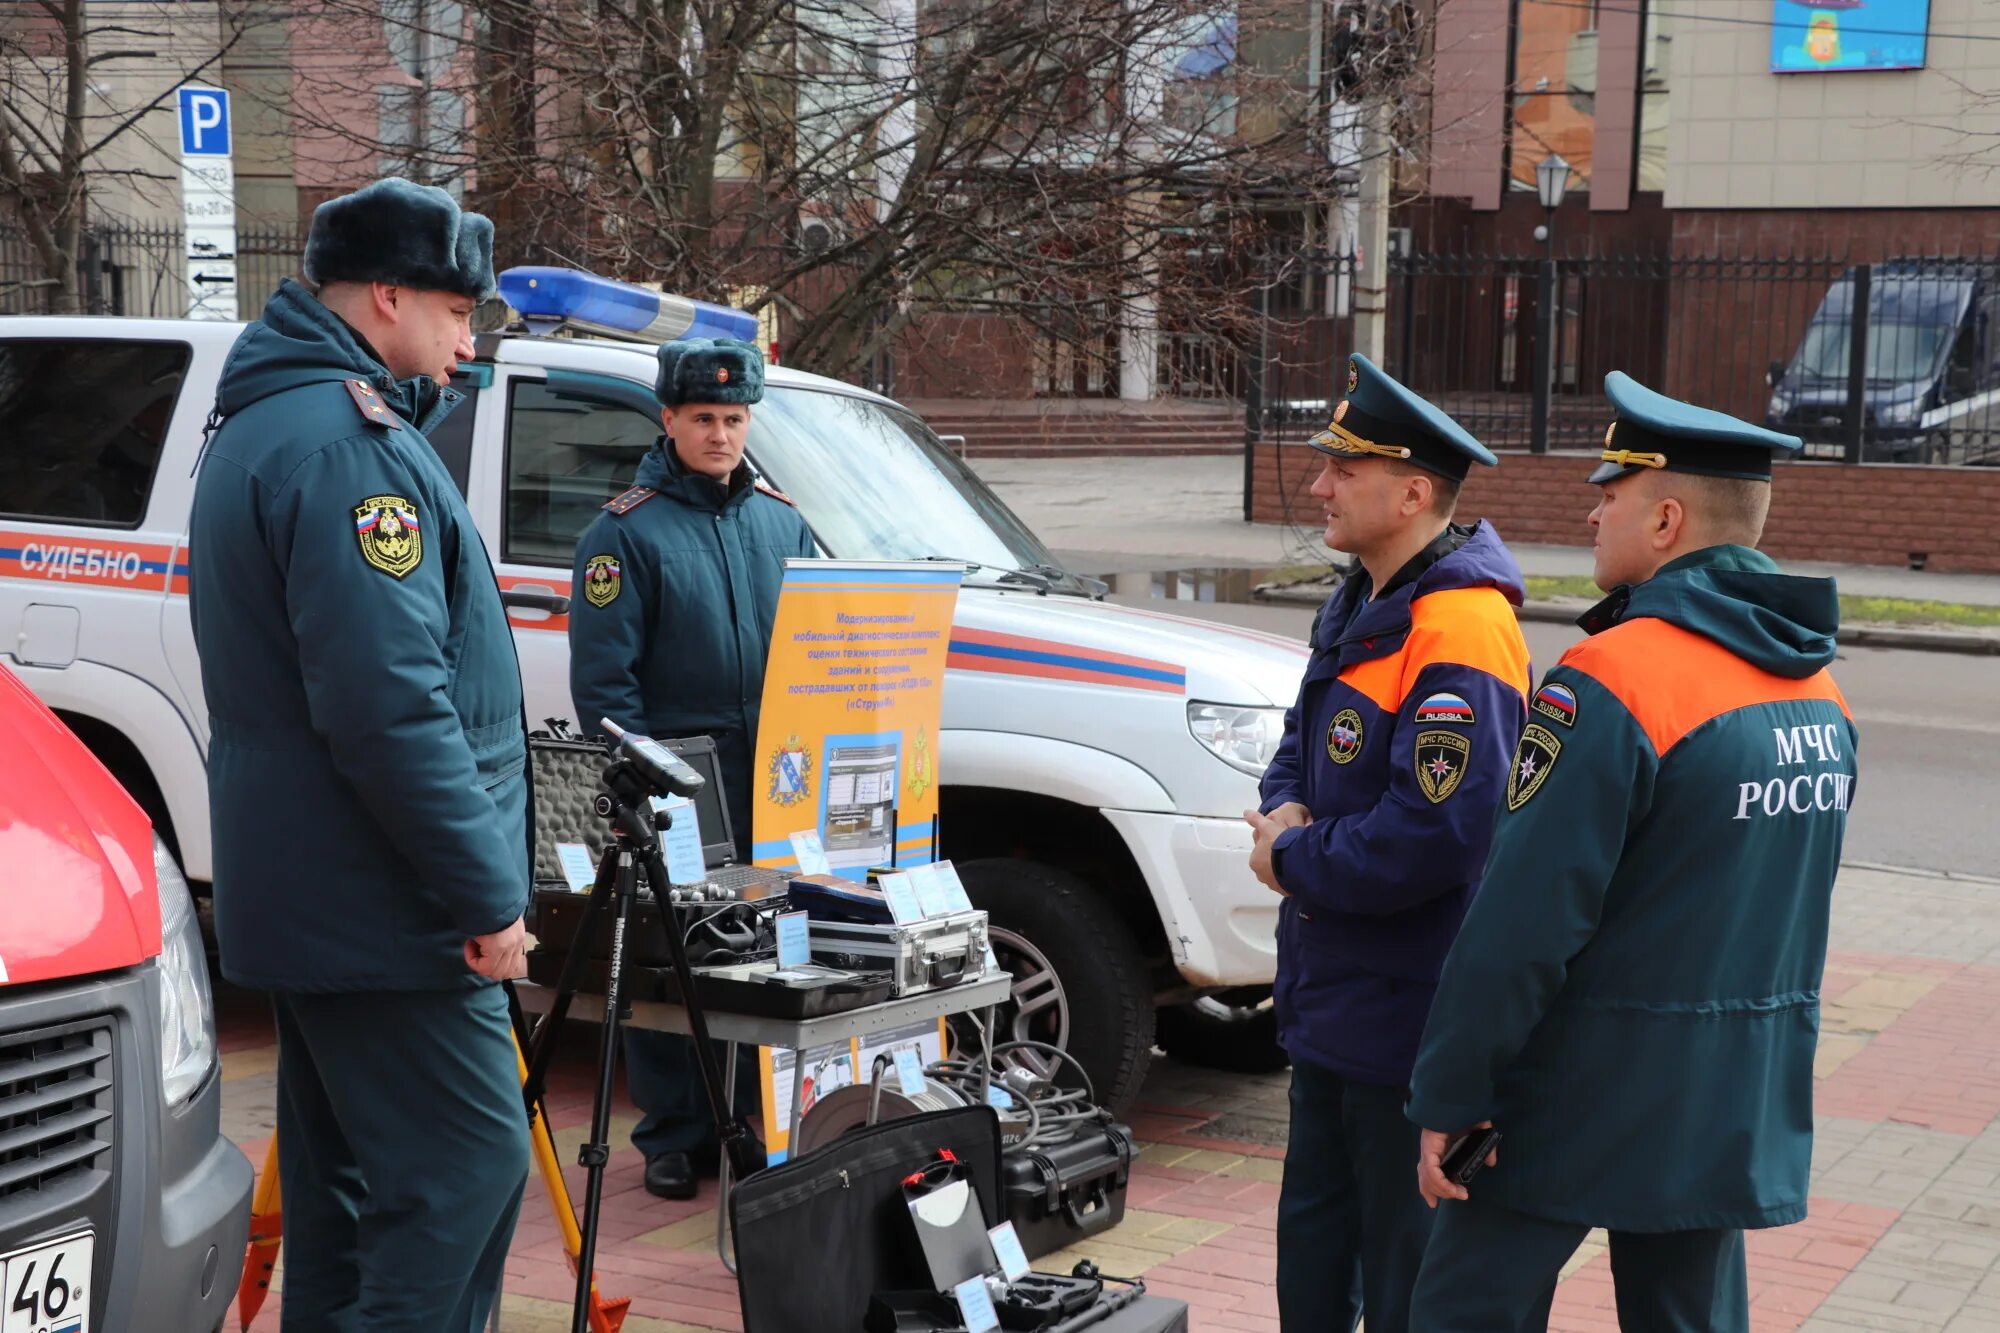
[808, 910, 991, 997]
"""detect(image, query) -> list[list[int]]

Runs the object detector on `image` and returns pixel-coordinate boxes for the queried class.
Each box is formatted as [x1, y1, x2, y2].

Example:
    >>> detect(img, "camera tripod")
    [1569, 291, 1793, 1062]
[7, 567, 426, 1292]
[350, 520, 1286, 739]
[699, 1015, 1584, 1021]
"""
[519, 738, 760, 1333]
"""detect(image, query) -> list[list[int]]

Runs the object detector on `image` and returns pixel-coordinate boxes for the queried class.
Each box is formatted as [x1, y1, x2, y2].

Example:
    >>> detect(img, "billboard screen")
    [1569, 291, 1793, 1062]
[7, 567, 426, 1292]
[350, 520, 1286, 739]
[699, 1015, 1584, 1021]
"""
[1772, 0, 1930, 72]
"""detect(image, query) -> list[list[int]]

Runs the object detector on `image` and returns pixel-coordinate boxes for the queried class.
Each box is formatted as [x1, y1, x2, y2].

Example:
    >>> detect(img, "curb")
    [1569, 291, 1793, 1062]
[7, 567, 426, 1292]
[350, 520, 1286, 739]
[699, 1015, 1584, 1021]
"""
[1253, 584, 2000, 656]
[1840, 860, 2000, 888]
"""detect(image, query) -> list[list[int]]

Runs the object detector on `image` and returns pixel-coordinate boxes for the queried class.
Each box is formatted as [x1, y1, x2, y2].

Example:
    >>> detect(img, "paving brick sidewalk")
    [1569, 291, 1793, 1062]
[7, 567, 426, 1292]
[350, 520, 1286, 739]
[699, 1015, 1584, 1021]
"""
[217, 862, 2000, 1332]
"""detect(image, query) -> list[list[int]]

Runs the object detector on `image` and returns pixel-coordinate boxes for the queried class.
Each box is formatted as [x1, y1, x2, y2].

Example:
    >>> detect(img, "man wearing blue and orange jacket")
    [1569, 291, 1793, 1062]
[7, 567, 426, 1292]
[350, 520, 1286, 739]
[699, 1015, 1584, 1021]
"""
[1407, 375, 1857, 1332]
[1246, 354, 1531, 1332]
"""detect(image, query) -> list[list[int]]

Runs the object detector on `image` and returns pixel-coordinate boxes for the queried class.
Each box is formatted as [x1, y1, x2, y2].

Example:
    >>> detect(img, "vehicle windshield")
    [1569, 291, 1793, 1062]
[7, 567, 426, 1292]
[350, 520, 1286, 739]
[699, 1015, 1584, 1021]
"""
[1792, 321, 1950, 384]
[748, 385, 1089, 592]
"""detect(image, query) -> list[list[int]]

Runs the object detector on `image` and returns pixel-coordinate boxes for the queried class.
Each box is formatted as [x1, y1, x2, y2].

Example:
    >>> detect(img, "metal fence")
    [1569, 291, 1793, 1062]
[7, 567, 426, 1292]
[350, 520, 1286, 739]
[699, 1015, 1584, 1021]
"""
[0, 221, 302, 318]
[1384, 246, 2000, 467]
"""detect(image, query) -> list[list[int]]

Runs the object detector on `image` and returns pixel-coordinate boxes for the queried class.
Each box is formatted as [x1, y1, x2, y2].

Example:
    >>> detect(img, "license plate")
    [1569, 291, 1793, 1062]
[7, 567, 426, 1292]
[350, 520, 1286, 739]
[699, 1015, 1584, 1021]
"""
[0, 1233, 91, 1333]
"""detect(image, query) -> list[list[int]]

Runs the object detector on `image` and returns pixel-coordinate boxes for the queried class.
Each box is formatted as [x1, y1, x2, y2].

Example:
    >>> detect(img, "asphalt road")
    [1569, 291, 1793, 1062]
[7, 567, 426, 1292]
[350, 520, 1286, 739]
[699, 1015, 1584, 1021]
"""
[1098, 592, 2000, 880]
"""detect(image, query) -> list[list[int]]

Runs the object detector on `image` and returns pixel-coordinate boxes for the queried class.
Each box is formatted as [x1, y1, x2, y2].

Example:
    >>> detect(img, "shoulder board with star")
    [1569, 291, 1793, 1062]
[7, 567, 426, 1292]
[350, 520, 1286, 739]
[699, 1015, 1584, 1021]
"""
[603, 485, 658, 515]
[753, 479, 798, 508]
[344, 378, 399, 430]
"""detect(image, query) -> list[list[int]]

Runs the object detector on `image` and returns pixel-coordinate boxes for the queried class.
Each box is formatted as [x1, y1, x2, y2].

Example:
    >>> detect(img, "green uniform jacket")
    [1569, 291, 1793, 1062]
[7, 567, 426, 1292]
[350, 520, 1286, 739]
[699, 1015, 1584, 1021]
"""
[1408, 545, 1858, 1232]
[190, 280, 531, 991]
[567, 441, 817, 852]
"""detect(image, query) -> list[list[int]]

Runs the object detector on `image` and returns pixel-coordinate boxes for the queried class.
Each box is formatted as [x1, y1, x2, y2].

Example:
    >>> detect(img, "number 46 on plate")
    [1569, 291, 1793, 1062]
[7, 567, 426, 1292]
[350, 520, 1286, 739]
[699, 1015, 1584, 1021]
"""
[1, 1232, 90, 1333]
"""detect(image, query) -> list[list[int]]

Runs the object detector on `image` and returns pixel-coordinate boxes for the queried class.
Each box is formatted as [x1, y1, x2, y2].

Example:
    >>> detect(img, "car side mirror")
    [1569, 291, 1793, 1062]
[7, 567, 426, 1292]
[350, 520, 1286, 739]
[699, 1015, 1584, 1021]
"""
[1766, 359, 1786, 388]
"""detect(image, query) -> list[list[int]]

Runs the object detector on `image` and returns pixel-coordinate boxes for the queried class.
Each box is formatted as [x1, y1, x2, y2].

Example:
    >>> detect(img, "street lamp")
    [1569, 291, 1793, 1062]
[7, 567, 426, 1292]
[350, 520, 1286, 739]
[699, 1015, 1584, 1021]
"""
[1529, 152, 1571, 453]
[1535, 151, 1572, 213]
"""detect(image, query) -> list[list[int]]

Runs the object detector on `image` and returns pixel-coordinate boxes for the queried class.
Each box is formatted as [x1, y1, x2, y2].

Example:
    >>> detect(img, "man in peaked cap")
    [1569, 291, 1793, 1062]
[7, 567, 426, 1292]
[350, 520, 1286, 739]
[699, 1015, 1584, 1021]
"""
[188, 177, 529, 1329]
[569, 336, 815, 1198]
[1407, 374, 1857, 1331]
[1245, 353, 1531, 1331]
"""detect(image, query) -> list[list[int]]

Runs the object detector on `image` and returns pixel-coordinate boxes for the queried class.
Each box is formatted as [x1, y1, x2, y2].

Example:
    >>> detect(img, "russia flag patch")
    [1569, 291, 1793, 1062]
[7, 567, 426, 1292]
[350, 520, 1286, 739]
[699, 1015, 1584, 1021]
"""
[1532, 682, 1578, 726]
[1413, 692, 1476, 725]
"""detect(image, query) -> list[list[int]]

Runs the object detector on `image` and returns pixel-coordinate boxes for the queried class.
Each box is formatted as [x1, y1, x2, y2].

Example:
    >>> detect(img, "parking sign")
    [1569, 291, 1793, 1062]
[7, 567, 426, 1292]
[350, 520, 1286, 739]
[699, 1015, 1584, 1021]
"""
[177, 87, 231, 156]
[178, 85, 236, 317]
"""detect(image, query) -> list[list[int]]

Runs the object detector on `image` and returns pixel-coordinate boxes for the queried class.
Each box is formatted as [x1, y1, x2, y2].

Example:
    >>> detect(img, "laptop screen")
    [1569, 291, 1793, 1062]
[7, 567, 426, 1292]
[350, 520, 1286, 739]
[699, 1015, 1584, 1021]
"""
[663, 736, 736, 868]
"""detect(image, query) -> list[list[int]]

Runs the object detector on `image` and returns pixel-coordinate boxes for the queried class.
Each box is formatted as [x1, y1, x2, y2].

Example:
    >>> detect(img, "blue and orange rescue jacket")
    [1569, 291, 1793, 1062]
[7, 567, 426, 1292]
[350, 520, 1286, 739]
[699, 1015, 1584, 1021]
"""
[1260, 521, 1531, 1085]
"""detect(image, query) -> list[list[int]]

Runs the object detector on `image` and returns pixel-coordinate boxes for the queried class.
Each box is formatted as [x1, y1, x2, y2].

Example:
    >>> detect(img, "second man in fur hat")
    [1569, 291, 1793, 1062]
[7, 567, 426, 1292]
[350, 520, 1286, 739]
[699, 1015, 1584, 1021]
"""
[568, 336, 817, 1197]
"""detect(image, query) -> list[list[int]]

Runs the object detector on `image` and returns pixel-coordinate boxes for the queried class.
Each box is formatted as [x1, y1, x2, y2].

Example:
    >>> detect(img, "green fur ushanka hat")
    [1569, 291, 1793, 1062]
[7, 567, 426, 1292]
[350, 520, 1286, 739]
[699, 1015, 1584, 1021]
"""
[303, 177, 497, 301]
[656, 337, 765, 407]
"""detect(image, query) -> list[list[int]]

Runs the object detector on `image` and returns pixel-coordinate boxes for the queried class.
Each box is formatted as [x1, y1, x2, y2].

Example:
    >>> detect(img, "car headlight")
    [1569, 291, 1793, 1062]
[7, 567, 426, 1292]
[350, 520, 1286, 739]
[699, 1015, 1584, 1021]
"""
[1878, 397, 1923, 427]
[1187, 702, 1287, 777]
[154, 836, 218, 1108]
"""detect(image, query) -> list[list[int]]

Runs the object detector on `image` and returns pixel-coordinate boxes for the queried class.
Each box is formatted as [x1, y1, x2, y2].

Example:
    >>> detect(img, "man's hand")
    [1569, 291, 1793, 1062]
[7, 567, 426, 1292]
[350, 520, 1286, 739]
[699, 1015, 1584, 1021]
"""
[1244, 806, 1307, 896]
[465, 916, 529, 980]
[1417, 1121, 1497, 1209]
[1266, 801, 1313, 831]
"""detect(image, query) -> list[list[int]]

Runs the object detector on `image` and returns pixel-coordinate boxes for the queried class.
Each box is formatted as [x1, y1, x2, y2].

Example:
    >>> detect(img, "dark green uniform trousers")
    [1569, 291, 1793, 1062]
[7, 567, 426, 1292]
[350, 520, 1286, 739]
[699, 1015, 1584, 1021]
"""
[1276, 1060, 1435, 1332]
[1409, 1195, 1748, 1332]
[273, 985, 530, 1332]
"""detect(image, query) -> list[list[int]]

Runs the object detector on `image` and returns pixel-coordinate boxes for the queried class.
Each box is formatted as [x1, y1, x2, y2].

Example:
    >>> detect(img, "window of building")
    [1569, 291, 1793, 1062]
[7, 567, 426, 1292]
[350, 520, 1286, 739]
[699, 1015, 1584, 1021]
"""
[0, 338, 189, 527]
[1507, 0, 1594, 193]
[1162, 9, 1239, 139]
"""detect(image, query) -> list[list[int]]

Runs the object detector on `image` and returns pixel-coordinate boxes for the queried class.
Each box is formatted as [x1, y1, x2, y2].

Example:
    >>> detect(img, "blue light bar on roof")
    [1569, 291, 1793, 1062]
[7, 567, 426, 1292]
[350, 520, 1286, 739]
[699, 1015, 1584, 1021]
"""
[497, 266, 759, 345]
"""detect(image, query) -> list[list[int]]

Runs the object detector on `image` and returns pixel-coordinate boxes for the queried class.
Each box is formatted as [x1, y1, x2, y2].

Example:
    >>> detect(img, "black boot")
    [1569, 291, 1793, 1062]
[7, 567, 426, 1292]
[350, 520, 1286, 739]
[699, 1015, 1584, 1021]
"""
[643, 1150, 697, 1200]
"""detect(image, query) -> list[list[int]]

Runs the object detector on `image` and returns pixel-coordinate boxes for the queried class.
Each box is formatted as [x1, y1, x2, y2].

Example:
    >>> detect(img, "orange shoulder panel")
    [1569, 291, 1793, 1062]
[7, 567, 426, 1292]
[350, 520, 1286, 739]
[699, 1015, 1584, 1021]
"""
[1560, 617, 1852, 755]
[1338, 587, 1532, 714]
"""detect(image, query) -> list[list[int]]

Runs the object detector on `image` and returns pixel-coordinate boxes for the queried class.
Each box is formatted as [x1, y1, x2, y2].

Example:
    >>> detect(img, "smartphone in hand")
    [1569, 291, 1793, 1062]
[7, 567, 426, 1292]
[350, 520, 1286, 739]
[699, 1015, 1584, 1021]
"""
[1441, 1127, 1502, 1187]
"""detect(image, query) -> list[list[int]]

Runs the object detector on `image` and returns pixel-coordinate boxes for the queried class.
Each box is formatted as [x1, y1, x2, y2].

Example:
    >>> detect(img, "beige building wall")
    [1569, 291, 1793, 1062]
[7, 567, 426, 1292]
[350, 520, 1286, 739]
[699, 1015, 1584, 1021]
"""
[1666, 0, 2000, 210]
[6, 1, 297, 227]
[32, 2, 227, 224]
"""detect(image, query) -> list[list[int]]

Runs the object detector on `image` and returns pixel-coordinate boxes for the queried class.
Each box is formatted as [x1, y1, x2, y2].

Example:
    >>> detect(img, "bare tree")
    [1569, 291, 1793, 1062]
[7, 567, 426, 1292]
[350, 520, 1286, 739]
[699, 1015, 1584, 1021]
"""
[0, 0, 259, 312]
[273, 0, 1428, 384]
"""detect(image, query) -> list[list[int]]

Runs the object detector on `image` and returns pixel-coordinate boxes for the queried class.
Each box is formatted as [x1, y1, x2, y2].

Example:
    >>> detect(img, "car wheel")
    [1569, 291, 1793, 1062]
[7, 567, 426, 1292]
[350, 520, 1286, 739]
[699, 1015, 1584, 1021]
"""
[955, 858, 1154, 1116]
[1156, 988, 1289, 1074]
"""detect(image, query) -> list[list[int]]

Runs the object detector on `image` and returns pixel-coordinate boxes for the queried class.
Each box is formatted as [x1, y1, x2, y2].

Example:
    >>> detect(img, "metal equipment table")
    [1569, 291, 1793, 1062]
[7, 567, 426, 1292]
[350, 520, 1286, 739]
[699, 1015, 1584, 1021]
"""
[515, 972, 1013, 1271]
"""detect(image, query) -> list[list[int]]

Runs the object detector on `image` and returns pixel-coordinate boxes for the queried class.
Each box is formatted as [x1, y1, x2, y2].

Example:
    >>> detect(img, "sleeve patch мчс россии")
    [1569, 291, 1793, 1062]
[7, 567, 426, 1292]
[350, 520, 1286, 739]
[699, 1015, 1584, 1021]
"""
[352, 495, 423, 579]
[582, 553, 622, 606]
[1506, 723, 1563, 811]
[1414, 729, 1471, 803]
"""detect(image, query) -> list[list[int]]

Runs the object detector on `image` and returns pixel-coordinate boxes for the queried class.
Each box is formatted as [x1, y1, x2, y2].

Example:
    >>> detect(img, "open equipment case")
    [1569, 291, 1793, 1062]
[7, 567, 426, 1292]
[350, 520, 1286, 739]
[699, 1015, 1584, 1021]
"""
[729, 1105, 1189, 1332]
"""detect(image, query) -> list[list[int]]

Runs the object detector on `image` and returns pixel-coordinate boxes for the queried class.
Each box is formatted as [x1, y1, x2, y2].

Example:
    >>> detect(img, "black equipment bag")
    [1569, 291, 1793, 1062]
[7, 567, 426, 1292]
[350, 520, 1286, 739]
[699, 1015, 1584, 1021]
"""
[732, 1106, 1006, 1333]
[1002, 1121, 1134, 1261]
[731, 1106, 1186, 1333]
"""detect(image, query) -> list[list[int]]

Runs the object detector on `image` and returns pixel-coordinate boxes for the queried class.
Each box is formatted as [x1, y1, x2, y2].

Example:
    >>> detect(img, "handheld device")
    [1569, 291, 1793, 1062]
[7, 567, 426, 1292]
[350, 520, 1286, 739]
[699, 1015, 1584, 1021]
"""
[600, 718, 706, 798]
[1441, 1126, 1502, 1188]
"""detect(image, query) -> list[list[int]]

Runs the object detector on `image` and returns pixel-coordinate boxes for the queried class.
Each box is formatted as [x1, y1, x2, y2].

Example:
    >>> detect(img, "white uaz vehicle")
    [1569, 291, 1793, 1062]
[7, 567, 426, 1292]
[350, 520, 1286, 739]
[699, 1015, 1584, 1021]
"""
[0, 269, 1306, 1111]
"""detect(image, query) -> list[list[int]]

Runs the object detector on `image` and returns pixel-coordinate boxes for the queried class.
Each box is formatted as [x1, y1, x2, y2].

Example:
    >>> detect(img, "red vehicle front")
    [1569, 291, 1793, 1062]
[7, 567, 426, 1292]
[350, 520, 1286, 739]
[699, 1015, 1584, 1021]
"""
[1, 661, 251, 1332]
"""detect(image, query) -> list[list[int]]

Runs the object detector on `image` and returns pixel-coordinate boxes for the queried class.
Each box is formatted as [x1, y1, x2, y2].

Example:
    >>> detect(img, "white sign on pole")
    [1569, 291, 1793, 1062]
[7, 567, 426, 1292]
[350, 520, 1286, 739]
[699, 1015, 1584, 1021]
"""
[178, 87, 238, 320]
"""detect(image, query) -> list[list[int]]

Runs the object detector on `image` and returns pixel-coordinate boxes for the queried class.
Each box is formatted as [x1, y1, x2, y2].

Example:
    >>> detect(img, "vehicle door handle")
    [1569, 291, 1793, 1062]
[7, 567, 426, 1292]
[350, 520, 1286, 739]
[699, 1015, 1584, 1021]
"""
[502, 588, 571, 614]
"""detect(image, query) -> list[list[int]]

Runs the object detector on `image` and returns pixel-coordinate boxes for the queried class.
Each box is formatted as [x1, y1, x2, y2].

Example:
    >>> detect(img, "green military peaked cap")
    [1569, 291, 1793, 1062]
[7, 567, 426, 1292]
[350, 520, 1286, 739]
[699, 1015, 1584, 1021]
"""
[1310, 353, 1499, 482]
[1591, 372, 1804, 485]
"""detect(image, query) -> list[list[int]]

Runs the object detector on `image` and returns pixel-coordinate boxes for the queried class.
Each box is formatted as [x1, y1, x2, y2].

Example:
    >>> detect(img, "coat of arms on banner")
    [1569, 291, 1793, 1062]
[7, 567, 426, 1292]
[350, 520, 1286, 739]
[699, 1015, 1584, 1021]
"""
[906, 727, 934, 801]
[768, 735, 814, 806]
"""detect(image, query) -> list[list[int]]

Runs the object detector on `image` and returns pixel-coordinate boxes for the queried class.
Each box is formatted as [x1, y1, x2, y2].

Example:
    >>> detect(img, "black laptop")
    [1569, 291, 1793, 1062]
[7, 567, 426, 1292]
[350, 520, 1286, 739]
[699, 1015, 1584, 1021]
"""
[662, 736, 791, 894]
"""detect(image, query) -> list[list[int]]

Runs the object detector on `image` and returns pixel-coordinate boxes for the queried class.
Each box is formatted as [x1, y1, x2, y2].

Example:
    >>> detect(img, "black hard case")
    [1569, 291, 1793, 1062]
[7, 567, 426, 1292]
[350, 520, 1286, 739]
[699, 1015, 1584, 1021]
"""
[1002, 1121, 1134, 1261]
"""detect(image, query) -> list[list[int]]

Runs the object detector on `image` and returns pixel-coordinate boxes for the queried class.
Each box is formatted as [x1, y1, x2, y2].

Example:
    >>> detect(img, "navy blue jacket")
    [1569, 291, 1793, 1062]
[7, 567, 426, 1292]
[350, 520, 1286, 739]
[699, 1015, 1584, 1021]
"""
[189, 280, 530, 992]
[1259, 522, 1531, 1085]
[568, 441, 816, 853]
